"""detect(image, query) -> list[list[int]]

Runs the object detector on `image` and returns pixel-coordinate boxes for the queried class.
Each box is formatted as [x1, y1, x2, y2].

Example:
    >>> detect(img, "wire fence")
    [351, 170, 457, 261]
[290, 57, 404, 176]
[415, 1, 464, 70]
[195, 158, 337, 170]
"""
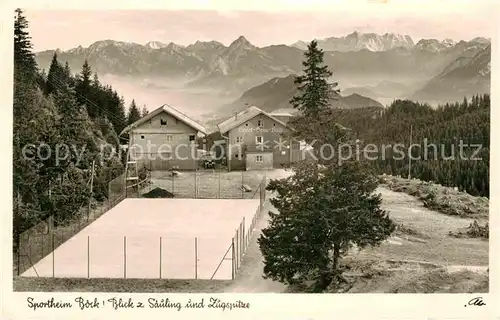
[15, 173, 150, 276]
[229, 194, 266, 279]
[18, 183, 266, 280]
[16, 175, 267, 279]
[147, 169, 268, 199]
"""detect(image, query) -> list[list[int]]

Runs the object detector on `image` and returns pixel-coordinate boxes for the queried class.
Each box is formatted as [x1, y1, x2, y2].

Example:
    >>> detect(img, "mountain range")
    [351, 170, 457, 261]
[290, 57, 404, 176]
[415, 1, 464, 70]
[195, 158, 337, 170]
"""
[35, 31, 491, 105]
[292, 32, 490, 53]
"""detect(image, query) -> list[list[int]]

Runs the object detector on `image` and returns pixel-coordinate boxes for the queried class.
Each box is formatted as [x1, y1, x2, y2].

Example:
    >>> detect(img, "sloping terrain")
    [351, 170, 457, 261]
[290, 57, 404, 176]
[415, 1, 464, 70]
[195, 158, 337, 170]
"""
[411, 45, 491, 102]
[215, 74, 384, 116]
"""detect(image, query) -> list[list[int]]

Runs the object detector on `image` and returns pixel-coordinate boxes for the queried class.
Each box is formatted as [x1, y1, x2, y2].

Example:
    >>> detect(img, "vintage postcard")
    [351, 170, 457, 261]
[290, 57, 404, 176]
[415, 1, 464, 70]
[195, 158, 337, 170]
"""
[1, 0, 498, 319]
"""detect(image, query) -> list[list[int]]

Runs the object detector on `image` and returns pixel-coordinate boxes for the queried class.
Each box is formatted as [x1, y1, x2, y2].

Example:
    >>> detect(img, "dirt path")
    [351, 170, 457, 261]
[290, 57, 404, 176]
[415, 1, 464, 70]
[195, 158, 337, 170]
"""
[224, 201, 286, 293]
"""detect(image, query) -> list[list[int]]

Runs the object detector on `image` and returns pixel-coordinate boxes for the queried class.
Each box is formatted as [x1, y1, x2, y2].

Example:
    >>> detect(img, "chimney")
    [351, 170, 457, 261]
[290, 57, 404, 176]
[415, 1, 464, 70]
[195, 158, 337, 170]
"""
[234, 112, 238, 120]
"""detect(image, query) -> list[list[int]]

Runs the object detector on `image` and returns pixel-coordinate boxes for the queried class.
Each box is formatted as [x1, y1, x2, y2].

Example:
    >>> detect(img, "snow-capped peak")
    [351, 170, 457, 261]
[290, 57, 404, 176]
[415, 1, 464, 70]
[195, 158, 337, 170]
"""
[145, 41, 168, 49]
[295, 31, 414, 52]
[441, 38, 456, 47]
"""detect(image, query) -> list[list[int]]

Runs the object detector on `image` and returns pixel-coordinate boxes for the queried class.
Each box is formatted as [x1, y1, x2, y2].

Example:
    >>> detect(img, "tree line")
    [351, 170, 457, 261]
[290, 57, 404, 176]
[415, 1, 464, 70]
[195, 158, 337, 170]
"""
[328, 95, 490, 197]
[13, 9, 147, 250]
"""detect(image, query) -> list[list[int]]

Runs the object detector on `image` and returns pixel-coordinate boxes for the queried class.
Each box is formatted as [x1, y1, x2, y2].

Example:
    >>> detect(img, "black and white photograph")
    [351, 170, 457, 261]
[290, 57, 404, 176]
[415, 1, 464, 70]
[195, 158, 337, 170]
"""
[3, 0, 497, 313]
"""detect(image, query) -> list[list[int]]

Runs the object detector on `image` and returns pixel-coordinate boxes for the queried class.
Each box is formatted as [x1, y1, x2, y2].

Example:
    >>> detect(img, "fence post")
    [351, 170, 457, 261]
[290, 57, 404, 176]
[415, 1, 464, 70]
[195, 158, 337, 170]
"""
[194, 170, 197, 199]
[52, 234, 55, 278]
[17, 238, 21, 276]
[87, 236, 90, 278]
[159, 237, 162, 279]
[231, 237, 235, 280]
[123, 236, 127, 279]
[194, 237, 198, 279]
[236, 229, 239, 270]
[28, 234, 31, 263]
[241, 171, 244, 198]
[41, 233, 46, 260]
[242, 218, 245, 251]
[240, 222, 243, 257]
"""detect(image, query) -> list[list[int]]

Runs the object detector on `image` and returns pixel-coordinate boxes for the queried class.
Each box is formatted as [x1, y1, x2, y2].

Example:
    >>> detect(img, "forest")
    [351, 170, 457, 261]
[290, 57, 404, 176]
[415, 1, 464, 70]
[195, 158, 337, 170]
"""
[330, 96, 490, 197]
[13, 9, 145, 249]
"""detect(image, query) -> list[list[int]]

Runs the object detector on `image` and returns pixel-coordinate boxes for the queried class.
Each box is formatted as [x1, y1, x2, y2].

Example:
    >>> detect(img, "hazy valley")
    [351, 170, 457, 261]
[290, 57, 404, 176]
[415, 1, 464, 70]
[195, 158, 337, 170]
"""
[35, 31, 491, 126]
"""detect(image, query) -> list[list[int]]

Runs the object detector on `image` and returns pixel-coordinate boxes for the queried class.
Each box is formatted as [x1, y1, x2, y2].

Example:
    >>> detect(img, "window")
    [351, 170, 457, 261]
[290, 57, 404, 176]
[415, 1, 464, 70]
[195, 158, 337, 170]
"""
[236, 136, 243, 143]
[160, 118, 167, 126]
[256, 155, 263, 163]
[256, 136, 263, 144]
[141, 135, 145, 139]
[235, 153, 241, 159]
[245, 123, 249, 126]
[281, 150, 286, 155]
[166, 135, 173, 142]
[189, 135, 196, 141]
[257, 119, 263, 127]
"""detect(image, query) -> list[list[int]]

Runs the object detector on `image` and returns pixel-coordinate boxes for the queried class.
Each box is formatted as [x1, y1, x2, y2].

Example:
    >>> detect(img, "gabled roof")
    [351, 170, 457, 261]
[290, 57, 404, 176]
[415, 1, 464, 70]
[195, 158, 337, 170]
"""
[120, 104, 207, 136]
[217, 105, 294, 134]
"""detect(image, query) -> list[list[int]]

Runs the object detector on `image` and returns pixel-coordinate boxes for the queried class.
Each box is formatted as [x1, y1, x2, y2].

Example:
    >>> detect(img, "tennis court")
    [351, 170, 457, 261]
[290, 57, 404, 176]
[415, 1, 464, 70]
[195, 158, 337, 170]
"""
[21, 198, 261, 280]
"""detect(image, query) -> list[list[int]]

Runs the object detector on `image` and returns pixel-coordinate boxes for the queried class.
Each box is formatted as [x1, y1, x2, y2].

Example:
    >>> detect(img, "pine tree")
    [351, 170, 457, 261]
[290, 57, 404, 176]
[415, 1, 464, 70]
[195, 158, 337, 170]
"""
[127, 99, 141, 125]
[259, 160, 395, 291]
[287, 40, 348, 164]
[63, 61, 75, 88]
[45, 53, 65, 95]
[289, 40, 337, 118]
[76, 59, 95, 117]
[14, 8, 37, 80]
[141, 105, 149, 117]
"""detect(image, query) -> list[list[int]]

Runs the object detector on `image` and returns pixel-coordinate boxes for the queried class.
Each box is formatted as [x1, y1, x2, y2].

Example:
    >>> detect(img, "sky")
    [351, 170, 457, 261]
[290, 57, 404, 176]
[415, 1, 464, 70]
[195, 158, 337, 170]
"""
[23, 1, 497, 52]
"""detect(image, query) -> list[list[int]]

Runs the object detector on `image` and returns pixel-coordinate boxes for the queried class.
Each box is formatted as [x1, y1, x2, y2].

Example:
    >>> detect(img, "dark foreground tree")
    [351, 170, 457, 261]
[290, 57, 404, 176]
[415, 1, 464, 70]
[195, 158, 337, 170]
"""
[258, 160, 395, 292]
